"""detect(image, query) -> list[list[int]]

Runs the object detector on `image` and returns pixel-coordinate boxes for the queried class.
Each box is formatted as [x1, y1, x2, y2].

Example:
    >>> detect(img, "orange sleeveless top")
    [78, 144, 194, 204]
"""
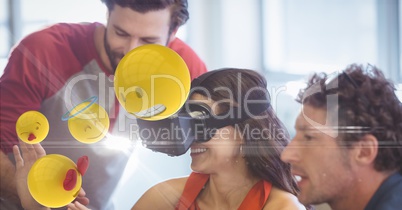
[175, 172, 272, 210]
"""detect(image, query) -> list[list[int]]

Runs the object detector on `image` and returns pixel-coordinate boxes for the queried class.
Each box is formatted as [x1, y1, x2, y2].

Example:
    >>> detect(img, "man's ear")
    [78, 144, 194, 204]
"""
[353, 134, 378, 166]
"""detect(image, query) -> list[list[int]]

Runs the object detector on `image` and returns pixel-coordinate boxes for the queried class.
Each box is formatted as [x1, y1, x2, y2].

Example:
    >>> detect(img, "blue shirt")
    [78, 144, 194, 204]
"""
[364, 172, 402, 210]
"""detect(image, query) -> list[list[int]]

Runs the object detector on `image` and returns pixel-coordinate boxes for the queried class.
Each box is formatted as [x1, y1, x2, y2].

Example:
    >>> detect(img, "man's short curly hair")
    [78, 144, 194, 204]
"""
[100, 0, 189, 34]
[297, 64, 402, 174]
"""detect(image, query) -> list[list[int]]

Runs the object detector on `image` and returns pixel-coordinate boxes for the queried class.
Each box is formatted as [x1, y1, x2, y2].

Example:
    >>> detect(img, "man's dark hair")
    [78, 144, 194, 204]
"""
[101, 0, 189, 33]
[298, 64, 402, 174]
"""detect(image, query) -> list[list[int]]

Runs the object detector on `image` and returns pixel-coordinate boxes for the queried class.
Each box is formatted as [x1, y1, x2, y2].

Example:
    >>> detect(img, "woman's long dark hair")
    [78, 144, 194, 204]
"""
[192, 68, 299, 195]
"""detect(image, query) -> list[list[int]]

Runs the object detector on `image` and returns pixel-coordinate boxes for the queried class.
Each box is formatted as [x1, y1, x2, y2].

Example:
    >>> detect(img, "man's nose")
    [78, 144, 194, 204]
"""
[281, 138, 300, 164]
[125, 39, 141, 54]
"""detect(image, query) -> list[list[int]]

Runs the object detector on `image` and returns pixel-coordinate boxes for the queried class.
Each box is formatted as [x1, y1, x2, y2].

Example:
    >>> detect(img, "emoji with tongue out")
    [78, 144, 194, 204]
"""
[27, 154, 89, 208]
[16, 111, 49, 144]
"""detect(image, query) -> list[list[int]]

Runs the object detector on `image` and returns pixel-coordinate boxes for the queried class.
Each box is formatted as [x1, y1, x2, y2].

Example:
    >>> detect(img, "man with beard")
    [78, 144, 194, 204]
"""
[0, 0, 207, 209]
[281, 64, 402, 210]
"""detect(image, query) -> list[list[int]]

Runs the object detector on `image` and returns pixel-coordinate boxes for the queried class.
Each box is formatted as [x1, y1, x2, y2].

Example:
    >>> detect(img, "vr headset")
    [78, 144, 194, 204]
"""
[137, 70, 271, 156]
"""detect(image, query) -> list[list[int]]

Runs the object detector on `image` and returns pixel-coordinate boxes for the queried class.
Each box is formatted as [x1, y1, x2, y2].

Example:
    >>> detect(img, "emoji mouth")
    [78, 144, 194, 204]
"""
[63, 169, 77, 191]
[85, 119, 108, 140]
[20, 132, 36, 141]
[28, 133, 37, 141]
[87, 130, 106, 140]
[133, 104, 166, 118]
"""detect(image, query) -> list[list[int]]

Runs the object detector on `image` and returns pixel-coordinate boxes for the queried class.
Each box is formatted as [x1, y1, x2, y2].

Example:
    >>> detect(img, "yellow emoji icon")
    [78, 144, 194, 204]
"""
[62, 96, 109, 144]
[28, 154, 88, 208]
[16, 111, 49, 144]
[114, 44, 191, 121]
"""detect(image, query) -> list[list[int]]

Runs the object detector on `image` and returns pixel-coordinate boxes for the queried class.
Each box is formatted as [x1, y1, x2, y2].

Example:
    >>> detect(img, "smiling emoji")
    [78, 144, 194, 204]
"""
[65, 96, 110, 144]
[114, 44, 191, 121]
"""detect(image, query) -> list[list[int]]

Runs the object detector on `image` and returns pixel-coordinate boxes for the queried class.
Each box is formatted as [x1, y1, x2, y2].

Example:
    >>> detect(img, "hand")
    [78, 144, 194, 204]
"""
[74, 188, 90, 206]
[13, 141, 48, 210]
[67, 201, 91, 210]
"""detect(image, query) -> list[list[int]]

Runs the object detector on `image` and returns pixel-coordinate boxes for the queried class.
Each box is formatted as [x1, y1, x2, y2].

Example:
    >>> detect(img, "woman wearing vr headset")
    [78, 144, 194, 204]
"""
[13, 68, 307, 210]
[132, 68, 307, 210]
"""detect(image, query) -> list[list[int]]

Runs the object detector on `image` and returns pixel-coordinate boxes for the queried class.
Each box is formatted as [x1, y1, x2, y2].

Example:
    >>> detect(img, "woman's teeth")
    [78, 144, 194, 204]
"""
[191, 148, 208, 154]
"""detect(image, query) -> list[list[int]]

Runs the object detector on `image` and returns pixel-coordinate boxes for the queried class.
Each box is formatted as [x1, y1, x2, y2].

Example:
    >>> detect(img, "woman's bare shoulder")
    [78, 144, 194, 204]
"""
[131, 176, 188, 210]
[263, 186, 305, 210]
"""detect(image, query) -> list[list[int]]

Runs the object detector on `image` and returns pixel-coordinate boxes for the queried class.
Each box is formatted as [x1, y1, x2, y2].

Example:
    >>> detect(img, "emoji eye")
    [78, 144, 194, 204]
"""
[35, 122, 41, 130]
[84, 125, 92, 132]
